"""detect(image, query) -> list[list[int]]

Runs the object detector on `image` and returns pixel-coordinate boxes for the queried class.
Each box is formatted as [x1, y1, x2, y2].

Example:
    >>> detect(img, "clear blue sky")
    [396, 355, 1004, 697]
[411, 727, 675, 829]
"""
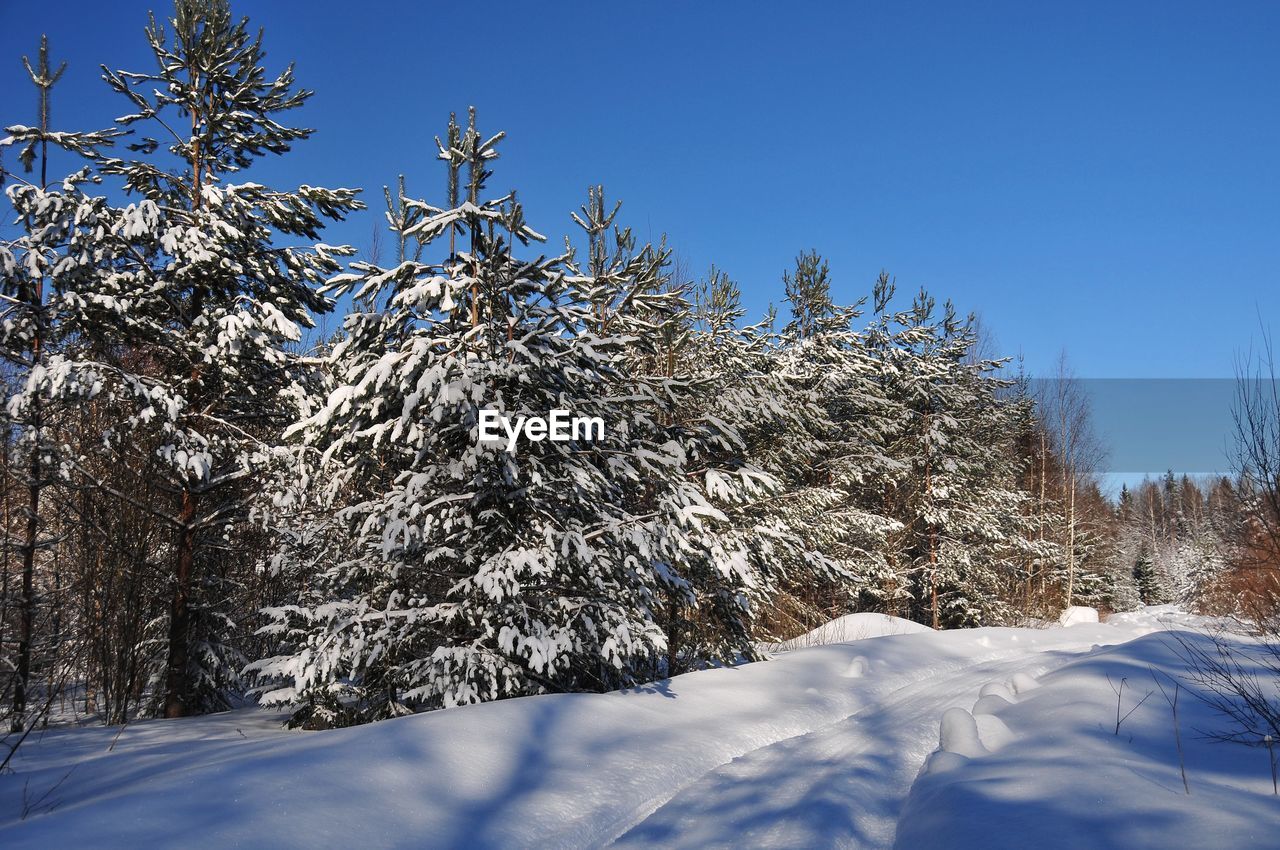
[3, 0, 1278, 389]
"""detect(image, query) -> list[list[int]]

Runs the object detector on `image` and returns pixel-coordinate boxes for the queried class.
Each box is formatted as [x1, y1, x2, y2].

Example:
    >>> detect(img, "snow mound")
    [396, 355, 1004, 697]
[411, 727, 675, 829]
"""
[939, 707, 988, 758]
[766, 612, 933, 652]
[972, 694, 1013, 715]
[1057, 606, 1099, 627]
[972, 714, 1015, 751]
[978, 681, 1016, 701]
[1009, 672, 1040, 693]
[843, 656, 870, 678]
[922, 750, 970, 776]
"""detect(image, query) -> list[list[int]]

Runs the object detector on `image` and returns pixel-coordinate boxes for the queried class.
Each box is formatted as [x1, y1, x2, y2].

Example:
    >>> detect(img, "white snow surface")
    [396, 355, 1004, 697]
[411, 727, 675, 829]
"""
[897, 616, 1280, 849]
[2, 606, 1273, 849]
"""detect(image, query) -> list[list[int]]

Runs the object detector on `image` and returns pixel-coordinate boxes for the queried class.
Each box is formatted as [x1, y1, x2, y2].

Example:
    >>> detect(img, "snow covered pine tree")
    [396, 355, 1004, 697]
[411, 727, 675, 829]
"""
[766, 253, 904, 627]
[871, 283, 1041, 628]
[18, 0, 362, 717]
[0, 37, 121, 731]
[567, 190, 802, 675]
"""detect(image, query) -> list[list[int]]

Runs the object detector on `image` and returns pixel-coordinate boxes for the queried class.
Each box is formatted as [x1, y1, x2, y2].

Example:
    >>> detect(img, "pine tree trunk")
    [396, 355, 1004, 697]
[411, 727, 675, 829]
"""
[13, 100, 50, 729]
[1148, 497, 1159, 571]
[47, 558, 61, 724]
[930, 561, 939, 629]
[924, 415, 939, 629]
[163, 488, 197, 718]
[1036, 431, 1047, 604]
[12, 293, 44, 732]
[0, 447, 9, 677]
[665, 591, 679, 677]
[12, 455, 39, 732]
[82, 487, 100, 716]
[163, 89, 207, 721]
[1066, 471, 1076, 605]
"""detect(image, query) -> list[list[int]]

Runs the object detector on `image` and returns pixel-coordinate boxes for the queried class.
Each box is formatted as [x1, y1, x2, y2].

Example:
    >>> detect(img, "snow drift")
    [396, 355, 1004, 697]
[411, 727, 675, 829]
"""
[0, 608, 1249, 849]
[897, 629, 1280, 850]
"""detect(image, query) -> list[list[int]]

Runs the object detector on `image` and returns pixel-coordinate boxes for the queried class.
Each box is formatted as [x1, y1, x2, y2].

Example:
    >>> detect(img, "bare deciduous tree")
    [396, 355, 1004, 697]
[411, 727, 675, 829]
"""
[1232, 329, 1280, 596]
[1038, 352, 1106, 605]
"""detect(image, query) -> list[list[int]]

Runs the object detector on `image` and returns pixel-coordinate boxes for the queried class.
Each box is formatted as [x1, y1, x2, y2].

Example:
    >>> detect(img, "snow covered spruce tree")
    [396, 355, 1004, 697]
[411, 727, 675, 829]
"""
[251, 112, 760, 722]
[871, 283, 1045, 628]
[562, 186, 728, 676]
[41, 0, 361, 717]
[566, 194, 813, 673]
[764, 254, 903, 627]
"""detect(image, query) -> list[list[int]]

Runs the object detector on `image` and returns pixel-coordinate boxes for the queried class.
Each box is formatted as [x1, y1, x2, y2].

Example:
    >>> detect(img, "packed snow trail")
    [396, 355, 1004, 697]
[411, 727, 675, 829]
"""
[610, 630, 1120, 848]
[611, 651, 1061, 848]
[0, 611, 1188, 849]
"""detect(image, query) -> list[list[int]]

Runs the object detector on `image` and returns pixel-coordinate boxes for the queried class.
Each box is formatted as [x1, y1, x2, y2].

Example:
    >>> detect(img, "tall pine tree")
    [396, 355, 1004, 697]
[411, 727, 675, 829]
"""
[67, 0, 362, 716]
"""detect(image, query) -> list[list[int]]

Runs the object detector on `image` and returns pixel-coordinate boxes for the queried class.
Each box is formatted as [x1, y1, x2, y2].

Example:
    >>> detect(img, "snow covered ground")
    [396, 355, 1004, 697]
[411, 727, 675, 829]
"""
[2, 606, 1275, 849]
